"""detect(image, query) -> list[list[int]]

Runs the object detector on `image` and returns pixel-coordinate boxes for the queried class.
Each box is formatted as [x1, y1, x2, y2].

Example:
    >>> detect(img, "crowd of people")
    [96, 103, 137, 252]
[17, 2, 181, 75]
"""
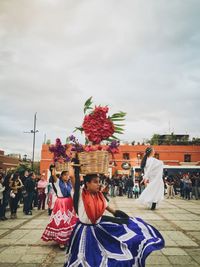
[164, 172, 200, 200]
[0, 170, 51, 221]
[99, 172, 200, 202]
[1, 168, 199, 222]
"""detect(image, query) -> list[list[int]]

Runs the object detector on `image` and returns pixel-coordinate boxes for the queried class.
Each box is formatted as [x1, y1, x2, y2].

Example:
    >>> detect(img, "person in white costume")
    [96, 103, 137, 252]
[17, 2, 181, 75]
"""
[138, 147, 164, 210]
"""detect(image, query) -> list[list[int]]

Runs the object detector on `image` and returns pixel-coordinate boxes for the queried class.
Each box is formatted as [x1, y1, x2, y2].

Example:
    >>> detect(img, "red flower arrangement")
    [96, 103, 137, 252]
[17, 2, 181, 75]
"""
[82, 106, 115, 144]
[75, 97, 126, 145]
[71, 97, 126, 155]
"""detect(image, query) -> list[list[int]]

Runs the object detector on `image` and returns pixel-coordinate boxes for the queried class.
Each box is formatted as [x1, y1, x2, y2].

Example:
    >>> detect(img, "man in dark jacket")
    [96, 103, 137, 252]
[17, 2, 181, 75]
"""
[24, 172, 36, 215]
[126, 177, 134, 198]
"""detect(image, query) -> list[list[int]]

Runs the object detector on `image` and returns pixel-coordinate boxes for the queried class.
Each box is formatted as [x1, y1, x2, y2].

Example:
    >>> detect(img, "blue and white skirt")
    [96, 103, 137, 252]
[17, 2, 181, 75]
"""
[64, 217, 164, 267]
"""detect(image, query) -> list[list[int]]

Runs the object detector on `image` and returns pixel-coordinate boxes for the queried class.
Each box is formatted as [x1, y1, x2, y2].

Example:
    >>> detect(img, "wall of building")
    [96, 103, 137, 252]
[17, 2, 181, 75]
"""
[40, 144, 200, 179]
[0, 150, 20, 172]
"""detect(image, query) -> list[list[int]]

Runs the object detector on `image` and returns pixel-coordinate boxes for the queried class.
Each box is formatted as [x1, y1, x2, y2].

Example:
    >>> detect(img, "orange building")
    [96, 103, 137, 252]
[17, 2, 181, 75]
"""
[0, 150, 20, 172]
[40, 144, 200, 179]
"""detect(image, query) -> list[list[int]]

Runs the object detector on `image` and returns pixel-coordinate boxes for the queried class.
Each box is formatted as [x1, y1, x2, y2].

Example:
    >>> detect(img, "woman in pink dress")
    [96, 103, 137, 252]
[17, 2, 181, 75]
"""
[42, 168, 77, 249]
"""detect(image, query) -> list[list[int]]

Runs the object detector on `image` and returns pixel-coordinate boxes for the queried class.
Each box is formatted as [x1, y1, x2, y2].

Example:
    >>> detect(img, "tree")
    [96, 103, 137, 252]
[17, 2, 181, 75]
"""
[46, 139, 51, 145]
[15, 163, 31, 176]
[150, 134, 160, 145]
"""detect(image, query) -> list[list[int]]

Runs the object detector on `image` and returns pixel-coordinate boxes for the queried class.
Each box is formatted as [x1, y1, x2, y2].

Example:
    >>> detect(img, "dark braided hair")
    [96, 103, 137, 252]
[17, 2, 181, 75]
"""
[72, 156, 81, 215]
[83, 174, 98, 188]
[140, 147, 153, 170]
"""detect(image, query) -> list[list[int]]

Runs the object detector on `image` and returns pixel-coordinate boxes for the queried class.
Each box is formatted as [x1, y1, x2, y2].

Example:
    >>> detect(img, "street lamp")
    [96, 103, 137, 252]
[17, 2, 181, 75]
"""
[24, 112, 39, 170]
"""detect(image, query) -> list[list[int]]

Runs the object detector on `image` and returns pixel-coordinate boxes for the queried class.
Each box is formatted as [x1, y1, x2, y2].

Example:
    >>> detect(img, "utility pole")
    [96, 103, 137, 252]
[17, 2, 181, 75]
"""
[24, 113, 39, 170]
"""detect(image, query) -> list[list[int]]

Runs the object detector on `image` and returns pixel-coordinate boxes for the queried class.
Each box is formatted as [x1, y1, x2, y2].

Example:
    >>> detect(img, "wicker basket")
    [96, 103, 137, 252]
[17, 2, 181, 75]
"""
[78, 150, 109, 174]
[55, 161, 69, 172]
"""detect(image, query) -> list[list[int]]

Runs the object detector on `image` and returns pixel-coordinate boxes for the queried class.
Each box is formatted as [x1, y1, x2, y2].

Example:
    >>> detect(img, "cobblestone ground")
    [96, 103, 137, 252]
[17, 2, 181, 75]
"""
[0, 196, 200, 267]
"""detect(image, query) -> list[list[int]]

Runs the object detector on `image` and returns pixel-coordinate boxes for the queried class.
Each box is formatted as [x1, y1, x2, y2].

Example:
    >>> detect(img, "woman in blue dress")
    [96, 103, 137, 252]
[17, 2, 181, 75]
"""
[64, 162, 164, 267]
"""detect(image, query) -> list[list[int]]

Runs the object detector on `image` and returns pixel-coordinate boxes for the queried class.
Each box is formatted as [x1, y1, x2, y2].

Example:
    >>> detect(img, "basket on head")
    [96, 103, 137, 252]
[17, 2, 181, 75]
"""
[55, 161, 69, 172]
[78, 150, 109, 174]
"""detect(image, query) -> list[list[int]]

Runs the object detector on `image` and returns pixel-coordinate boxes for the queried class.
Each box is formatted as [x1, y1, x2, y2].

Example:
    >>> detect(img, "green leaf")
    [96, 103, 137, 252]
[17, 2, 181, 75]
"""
[111, 135, 119, 140]
[84, 97, 93, 114]
[110, 118, 125, 121]
[73, 127, 83, 133]
[85, 138, 89, 145]
[114, 130, 124, 134]
[114, 126, 124, 131]
[84, 96, 93, 107]
[107, 137, 119, 142]
[113, 124, 125, 127]
[110, 111, 126, 118]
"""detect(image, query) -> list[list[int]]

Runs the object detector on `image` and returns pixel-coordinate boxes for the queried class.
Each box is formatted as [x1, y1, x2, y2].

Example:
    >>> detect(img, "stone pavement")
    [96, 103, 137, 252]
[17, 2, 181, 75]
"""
[0, 197, 200, 267]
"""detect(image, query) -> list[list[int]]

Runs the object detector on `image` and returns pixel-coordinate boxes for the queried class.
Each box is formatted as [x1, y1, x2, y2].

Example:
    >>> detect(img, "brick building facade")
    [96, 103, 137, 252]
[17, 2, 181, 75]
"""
[40, 144, 200, 179]
[0, 150, 20, 172]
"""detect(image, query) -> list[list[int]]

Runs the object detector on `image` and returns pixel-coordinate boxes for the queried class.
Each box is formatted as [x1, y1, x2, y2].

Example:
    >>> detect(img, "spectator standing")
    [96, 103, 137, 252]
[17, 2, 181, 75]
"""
[110, 177, 116, 197]
[118, 177, 123, 196]
[24, 172, 36, 215]
[21, 170, 29, 212]
[133, 184, 139, 199]
[37, 174, 48, 210]
[9, 172, 23, 219]
[2, 173, 11, 220]
[180, 177, 185, 198]
[184, 174, 192, 200]
[166, 175, 175, 199]
[126, 177, 134, 198]
[0, 174, 5, 220]
[191, 173, 199, 200]
[21, 170, 29, 185]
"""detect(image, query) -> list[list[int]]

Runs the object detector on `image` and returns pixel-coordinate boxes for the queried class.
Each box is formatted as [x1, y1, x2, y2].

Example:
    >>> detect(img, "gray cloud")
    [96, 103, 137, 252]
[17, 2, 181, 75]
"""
[0, 0, 200, 159]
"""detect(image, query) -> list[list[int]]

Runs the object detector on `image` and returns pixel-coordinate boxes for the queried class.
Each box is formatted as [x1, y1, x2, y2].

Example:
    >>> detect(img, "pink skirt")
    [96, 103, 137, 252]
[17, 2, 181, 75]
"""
[41, 197, 77, 244]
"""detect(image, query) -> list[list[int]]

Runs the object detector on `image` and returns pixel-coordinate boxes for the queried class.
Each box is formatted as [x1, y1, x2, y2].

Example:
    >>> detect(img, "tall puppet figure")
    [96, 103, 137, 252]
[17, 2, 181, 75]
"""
[64, 162, 164, 267]
[138, 147, 164, 210]
[42, 167, 77, 249]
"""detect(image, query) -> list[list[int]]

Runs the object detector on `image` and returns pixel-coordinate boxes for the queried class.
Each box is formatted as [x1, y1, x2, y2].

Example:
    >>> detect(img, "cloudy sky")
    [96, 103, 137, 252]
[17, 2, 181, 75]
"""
[0, 0, 200, 160]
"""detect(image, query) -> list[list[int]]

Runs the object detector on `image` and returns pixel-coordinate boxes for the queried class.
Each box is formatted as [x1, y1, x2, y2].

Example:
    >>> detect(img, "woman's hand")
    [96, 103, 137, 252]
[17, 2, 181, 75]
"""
[106, 205, 115, 216]
[114, 210, 129, 218]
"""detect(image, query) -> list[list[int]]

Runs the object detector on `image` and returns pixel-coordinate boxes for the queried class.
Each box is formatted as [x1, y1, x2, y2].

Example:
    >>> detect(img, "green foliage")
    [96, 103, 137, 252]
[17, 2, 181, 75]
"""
[15, 163, 31, 176]
[73, 127, 84, 133]
[149, 133, 199, 145]
[150, 134, 160, 145]
[84, 96, 93, 114]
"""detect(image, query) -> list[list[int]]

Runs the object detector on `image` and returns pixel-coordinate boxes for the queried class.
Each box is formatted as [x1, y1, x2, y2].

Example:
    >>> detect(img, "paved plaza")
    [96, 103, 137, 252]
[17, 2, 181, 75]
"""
[0, 197, 200, 267]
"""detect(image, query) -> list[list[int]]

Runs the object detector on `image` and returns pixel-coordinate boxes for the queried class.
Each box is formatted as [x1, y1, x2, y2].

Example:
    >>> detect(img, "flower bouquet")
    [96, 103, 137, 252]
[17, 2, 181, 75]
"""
[49, 138, 70, 172]
[68, 97, 126, 174]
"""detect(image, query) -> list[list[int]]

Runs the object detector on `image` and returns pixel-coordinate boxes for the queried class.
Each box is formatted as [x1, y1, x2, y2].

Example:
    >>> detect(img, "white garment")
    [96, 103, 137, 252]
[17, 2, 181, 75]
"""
[53, 179, 63, 197]
[138, 157, 164, 207]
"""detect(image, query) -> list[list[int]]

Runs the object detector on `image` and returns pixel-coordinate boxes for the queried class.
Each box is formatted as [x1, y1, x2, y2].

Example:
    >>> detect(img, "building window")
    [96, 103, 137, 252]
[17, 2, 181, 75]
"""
[155, 153, 159, 159]
[123, 153, 130, 160]
[184, 154, 191, 162]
